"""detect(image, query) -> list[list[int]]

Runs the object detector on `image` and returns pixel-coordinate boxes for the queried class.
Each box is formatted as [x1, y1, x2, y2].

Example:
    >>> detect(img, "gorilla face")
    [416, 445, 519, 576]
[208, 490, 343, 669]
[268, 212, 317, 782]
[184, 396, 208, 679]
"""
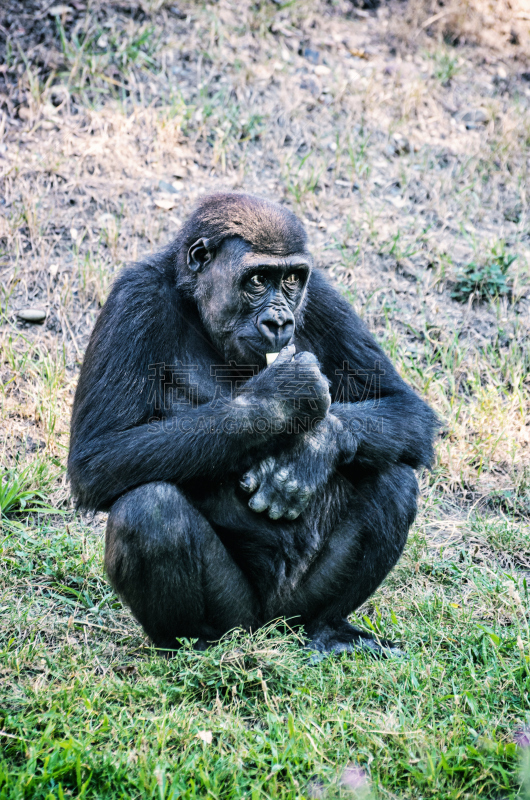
[189, 236, 312, 364]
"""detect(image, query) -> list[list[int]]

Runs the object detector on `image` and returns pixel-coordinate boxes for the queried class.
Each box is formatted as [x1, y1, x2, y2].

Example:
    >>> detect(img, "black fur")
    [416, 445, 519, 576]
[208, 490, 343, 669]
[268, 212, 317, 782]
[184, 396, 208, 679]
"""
[69, 193, 438, 655]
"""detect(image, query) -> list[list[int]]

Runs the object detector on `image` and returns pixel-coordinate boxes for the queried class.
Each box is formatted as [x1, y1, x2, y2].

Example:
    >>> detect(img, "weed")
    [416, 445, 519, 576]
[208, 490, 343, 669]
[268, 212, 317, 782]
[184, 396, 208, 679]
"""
[283, 151, 323, 205]
[428, 49, 460, 86]
[452, 244, 517, 302]
[0, 462, 51, 515]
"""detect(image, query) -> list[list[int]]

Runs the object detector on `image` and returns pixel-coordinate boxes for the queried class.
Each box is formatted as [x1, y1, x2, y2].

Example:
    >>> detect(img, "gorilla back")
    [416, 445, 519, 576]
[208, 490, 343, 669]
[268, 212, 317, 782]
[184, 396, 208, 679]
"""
[69, 193, 438, 655]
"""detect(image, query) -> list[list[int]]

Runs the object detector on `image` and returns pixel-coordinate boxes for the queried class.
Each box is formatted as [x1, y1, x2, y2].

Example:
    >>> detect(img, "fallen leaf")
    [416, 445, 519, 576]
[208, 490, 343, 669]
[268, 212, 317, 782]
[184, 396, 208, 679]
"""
[154, 197, 178, 211]
[48, 5, 72, 15]
[196, 730, 212, 744]
[159, 179, 178, 193]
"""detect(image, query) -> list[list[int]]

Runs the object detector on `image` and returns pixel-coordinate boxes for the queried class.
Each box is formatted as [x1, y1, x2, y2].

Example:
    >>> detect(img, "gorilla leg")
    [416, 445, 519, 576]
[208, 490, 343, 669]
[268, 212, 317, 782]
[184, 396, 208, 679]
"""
[281, 463, 418, 655]
[105, 482, 258, 649]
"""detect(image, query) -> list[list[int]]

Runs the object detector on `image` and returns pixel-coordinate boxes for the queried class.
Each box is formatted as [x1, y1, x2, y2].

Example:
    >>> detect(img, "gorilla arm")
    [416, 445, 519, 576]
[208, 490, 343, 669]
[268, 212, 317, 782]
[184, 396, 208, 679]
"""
[68, 264, 330, 512]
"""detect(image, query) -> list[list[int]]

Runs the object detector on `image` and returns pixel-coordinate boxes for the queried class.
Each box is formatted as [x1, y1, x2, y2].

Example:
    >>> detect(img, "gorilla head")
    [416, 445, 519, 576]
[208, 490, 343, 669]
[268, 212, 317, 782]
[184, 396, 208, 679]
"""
[181, 193, 313, 363]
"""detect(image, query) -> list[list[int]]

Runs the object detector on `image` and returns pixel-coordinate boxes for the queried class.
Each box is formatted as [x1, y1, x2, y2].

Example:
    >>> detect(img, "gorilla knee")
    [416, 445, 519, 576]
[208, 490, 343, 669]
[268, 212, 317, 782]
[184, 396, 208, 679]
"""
[105, 482, 182, 591]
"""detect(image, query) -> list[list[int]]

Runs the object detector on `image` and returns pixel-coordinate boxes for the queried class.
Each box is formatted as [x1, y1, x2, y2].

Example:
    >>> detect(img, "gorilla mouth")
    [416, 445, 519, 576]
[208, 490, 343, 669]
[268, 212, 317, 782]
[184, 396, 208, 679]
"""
[235, 335, 290, 362]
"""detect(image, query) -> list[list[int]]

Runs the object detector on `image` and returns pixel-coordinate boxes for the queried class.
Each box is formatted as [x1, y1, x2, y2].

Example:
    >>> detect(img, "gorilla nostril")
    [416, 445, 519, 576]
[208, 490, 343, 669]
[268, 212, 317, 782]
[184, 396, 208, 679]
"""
[258, 319, 294, 348]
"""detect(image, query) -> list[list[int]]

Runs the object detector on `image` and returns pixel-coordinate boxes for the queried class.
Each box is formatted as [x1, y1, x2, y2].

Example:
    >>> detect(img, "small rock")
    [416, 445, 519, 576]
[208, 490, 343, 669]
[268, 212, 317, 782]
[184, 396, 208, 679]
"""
[300, 78, 319, 96]
[385, 134, 410, 158]
[302, 47, 320, 65]
[314, 64, 331, 77]
[169, 4, 187, 18]
[392, 133, 411, 154]
[159, 179, 179, 194]
[17, 308, 47, 324]
[461, 108, 489, 129]
[172, 165, 189, 180]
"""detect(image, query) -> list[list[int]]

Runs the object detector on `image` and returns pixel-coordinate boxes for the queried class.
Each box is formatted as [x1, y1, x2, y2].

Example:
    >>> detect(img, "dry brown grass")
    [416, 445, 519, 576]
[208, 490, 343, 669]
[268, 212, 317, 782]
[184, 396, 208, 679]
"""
[398, 0, 530, 54]
[0, 0, 529, 521]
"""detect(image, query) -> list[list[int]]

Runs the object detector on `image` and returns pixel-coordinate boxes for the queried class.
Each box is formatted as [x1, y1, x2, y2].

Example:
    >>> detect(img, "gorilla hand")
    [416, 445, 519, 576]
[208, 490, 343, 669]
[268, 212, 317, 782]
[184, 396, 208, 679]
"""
[240, 414, 358, 520]
[245, 345, 331, 425]
[240, 456, 313, 520]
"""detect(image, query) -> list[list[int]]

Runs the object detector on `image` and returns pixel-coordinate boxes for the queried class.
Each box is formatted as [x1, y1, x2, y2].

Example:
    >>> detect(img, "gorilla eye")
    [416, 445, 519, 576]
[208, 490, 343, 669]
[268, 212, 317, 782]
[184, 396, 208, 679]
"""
[249, 274, 266, 288]
[284, 273, 300, 287]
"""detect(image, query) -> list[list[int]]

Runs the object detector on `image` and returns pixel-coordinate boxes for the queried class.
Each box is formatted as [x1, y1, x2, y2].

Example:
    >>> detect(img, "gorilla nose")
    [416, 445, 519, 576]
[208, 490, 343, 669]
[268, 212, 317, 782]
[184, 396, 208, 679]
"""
[257, 314, 294, 350]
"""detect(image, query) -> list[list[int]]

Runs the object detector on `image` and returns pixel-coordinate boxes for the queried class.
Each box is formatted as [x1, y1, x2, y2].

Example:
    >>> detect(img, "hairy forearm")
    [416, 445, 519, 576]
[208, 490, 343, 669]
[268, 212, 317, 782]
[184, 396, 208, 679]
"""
[69, 400, 278, 510]
[331, 395, 438, 470]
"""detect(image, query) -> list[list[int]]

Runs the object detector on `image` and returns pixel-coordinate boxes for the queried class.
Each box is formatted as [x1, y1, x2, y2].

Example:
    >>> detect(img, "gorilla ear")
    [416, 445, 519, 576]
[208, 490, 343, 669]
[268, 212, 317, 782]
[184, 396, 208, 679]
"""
[187, 238, 213, 273]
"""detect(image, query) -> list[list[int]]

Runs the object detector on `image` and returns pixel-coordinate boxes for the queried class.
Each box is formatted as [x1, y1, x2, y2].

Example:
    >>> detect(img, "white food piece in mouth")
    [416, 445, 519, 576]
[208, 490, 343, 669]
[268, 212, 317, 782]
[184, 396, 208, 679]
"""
[266, 352, 279, 365]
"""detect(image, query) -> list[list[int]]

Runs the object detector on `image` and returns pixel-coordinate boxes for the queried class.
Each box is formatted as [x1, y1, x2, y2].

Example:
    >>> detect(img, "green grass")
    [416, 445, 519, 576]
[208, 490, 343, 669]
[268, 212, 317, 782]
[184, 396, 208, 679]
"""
[1, 509, 529, 799]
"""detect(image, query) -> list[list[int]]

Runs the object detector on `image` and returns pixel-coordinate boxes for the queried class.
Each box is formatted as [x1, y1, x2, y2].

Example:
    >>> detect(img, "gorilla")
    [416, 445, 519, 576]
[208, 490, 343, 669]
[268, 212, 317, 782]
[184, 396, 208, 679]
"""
[68, 193, 437, 655]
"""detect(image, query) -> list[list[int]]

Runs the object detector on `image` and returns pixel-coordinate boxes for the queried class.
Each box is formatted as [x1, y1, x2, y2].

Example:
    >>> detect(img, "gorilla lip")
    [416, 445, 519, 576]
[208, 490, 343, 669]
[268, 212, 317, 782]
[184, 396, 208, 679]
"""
[266, 352, 279, 365]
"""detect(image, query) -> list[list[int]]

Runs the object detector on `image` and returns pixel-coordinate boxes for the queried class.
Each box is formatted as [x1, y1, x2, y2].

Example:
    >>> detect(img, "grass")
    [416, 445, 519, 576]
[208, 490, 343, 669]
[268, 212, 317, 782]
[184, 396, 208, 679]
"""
[1, 0, 530, 797]
[1, 513, 530, 798]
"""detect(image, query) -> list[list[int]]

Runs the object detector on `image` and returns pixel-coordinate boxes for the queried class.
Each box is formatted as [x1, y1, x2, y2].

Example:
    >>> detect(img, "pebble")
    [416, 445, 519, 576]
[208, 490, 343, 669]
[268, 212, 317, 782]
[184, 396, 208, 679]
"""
[172, 165, 189, 180]
[303, 47, 320, 65]
[392, 133, 411, 154]
[385, 134, 411, 157]
[17, 308, 47, 323]
[461, 108, 489, 129]
[159, 179, 179, 194]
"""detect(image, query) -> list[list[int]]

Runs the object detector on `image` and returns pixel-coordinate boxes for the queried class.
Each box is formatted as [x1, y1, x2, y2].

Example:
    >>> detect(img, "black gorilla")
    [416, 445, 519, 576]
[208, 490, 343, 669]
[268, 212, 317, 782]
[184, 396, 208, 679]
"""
[69, 193, 437, 655]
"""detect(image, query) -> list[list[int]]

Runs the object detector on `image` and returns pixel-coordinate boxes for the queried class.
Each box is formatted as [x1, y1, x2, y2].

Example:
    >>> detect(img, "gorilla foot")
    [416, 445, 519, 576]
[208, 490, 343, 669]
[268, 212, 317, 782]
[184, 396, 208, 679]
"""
[306, 620, 404, 661]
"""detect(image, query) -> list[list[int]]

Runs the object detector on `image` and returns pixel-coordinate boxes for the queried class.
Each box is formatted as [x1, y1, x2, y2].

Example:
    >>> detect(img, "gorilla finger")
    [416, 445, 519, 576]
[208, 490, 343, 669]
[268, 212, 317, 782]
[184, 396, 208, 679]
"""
[283, 479, 299, 495]
[240, 471, 259, 493]
[274, 468, 290, 484]
[273, 344, 296, 365]
[259, 457, 276, 475]
[284, 507, 302, 521]
[294, 351, 319, 366]
[249, 490, 272, 513]
[268, 502, 286, 520]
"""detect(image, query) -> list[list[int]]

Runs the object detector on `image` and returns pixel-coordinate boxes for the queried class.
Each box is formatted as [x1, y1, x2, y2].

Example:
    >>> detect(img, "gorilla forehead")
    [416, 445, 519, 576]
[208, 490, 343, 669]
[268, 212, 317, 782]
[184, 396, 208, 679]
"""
[178, 192, 309, 261]
[212, 236, 313, 275]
